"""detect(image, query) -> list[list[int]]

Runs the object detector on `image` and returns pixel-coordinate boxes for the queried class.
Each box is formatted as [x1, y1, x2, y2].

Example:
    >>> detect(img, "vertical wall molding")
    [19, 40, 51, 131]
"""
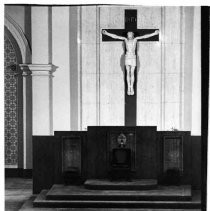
[69, 6, 80, 131]
[160, 6, 166, 130]
[78, 6, 82, 130]
[48, 6, 52, 64]
[96, 6, 101, 126]
[48, 6, 53, 135]
[183, 7, 194, 131]
[191, 7, 201, 135]
[69, 7, 71, 130]
[179, 6, 185, 130]
[20, 66, 32, 169]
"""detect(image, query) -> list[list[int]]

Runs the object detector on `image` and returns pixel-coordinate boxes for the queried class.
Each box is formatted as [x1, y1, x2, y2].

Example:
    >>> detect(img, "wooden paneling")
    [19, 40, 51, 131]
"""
[157, 131, 192, 185]
[135, 127, 157, 179]
[33, 136, 58, 194]
[163, 136, 183, 173]
[87, 127, 108, 179]
[33, 131, 87, 194]
[33, 128, 201, 193]
[191, 136, 201, 189]
[54, 131, 87, 182]
[62, 137, 81, 173]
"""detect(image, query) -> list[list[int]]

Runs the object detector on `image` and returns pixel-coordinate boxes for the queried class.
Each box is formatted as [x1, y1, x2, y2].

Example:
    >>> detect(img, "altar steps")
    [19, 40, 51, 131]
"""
[32, 185, 201, 209]
[45, 184, 192, 201]
[84, 179, 158, 190]
[20, 195, 201, 211]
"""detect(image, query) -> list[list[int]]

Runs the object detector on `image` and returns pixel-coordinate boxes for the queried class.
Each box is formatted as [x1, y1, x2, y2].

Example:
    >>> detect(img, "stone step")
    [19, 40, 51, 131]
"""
[84, 179, 158, 190]
[20, 195, 202, 211]
[33, 190, 201, 209]
[46, 184, 192, 201]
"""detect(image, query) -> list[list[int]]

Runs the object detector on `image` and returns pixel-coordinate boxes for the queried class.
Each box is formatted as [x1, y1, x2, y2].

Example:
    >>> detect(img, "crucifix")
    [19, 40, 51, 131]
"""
[102, 9, 159, 126]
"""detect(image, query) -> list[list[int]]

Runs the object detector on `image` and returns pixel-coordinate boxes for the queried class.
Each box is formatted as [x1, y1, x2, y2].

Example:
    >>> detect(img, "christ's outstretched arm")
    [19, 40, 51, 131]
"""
[102, 30, 127, 40]
[134, 30, 159, 40]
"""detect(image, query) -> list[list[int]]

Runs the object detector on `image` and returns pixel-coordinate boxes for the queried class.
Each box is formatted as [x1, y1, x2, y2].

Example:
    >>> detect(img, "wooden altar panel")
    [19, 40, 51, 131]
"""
[191, 136, 201, 189]
[135, 126, 157, 179]
[62, 136, 81, 174]
[87, 126, 157, 179]
[157, 131, 192, 185]
[54, 131, 87, 183]
[33, 131, 87, 194]
[33, 136, 58, 194]
[163, 136, 183, 173]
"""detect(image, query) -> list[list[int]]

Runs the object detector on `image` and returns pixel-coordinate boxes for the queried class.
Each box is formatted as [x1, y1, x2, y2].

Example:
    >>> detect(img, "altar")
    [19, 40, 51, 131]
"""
[31, 126, 200, 209]
[33, 126, 192, 193]
[27, 5, 201, 209]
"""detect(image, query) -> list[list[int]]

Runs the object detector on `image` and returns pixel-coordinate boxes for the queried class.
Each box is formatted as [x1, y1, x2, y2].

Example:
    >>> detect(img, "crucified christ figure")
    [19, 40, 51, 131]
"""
[102, 30, 159, 95]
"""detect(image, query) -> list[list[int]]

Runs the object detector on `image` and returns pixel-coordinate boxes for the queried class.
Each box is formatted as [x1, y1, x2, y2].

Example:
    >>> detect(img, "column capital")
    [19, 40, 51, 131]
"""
[19, 64, 58, 76]
[19, 64, 32, 76]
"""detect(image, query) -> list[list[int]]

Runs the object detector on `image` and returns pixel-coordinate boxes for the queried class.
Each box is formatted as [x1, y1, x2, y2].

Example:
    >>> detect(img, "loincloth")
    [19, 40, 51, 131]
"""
[125, 54, 136, 66]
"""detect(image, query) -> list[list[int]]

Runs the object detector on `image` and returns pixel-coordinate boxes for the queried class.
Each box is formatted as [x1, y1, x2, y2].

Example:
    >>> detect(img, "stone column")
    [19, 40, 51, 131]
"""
[19, 64, 32, 169]
[30, 6, 57, 135]
[30, 64, 57, 135]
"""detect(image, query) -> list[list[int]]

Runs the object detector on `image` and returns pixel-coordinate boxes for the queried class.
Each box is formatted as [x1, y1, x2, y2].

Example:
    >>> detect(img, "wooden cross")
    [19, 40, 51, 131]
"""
[102, 9, 159, 126]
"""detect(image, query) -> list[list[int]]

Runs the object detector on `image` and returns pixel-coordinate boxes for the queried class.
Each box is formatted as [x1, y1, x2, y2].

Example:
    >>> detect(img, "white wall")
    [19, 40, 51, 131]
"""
[191, 7, 201, 135]
[5, 5, 201, 136]
[81, 6, 98, 129]
[79, 5, 201, 134]
[52, 7, 71, 131]
[136, 6, 161, 128]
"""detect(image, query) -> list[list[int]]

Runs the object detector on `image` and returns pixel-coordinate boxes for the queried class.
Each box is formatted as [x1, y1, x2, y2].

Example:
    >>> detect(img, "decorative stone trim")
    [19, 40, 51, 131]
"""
[19, 64, 58, 76]
[19, 64, 32, 76]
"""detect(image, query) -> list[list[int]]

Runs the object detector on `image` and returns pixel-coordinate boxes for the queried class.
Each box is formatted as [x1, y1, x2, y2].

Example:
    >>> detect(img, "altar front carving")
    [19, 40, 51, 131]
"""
[33, 127, 193, 194]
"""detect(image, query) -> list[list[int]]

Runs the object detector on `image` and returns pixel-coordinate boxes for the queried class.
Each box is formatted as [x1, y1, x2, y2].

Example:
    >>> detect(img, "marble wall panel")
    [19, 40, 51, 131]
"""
[99, 6, 126, 126]
[99, 6, 124, 29]
[164, 102, 180, 130]
[80, 5, 200, 133]
[136, 6, 162, 127]
[137, 42, 161, 74]
[137, 6, 161, 28]
[137, 73, 161, 103]
[82, 73, 97, 104]
[164, 7, 181, 44]
[81, 102, 97, 130]
[31, 7, 49, 64]
[164, 74, 181, 103]
[81, 6, 98, 129]
[100, 73, 124, 125]
[82, 44, 97, 74]
[52, 7, 71, 131]
[137, 102, 161, 127]
[164, 44, 182, 74]
[100, 43, 125, 74]
[81, 6, 97, 44]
